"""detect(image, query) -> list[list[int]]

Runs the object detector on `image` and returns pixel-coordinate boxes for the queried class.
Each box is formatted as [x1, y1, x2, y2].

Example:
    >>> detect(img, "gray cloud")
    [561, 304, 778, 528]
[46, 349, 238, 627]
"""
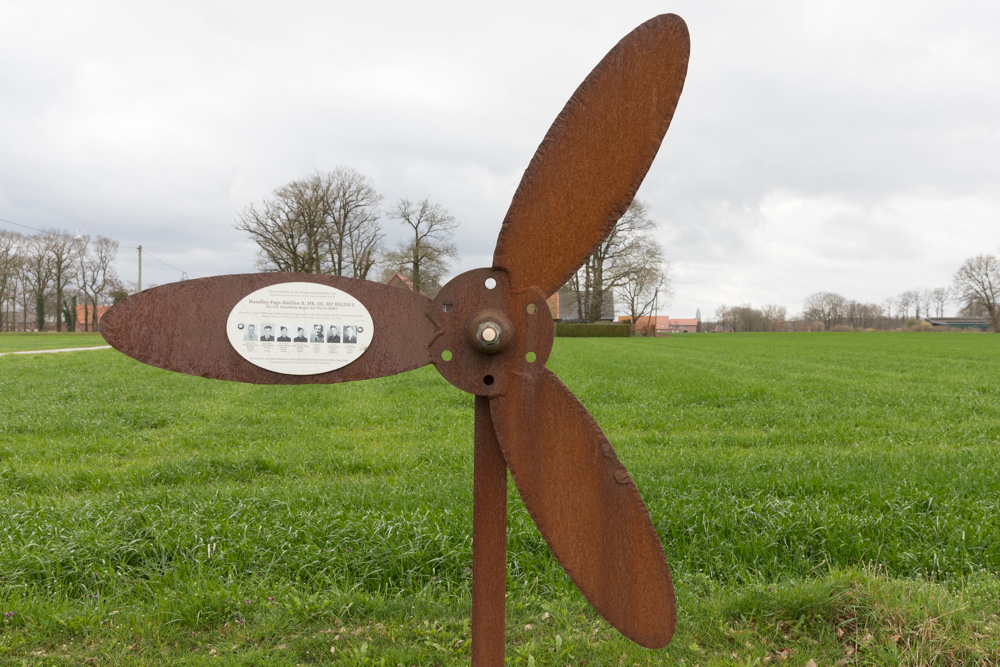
[1, 1, 998, 318]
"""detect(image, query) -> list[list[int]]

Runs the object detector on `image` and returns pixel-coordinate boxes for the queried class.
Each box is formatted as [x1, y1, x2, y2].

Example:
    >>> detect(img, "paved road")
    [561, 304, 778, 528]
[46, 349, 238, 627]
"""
[0, 345, 111, 357]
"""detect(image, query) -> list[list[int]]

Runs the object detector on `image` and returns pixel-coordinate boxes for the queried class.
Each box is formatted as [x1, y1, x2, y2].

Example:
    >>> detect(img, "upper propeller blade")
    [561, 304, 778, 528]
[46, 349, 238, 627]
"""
[492, 14, 689, 297]
[100, 273, 434, 384]
[489, 367, 675, 648]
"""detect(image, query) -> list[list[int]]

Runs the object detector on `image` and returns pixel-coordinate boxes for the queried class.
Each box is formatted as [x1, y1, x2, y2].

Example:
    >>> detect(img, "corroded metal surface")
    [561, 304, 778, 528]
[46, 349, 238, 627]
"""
[490, 369, 675, 647]
[493, 14, 690, 298]
[472, 396, 508, 664]
[101, 13, 690, 664]
[101, 273, 434, 384]
[429, 268, 553, 398]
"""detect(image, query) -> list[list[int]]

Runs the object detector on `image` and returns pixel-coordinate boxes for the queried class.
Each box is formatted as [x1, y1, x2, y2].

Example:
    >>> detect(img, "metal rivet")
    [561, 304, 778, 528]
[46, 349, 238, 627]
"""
[526, 303, 538, 315]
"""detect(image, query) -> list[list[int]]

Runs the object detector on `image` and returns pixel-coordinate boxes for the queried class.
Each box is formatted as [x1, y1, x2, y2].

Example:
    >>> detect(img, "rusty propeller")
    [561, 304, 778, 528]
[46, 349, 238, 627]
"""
[101, 14, 689, 655]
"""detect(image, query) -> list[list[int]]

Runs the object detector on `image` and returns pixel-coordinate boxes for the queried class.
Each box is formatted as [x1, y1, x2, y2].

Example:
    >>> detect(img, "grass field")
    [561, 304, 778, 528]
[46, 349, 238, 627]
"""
[2, 332, 1000, 665]
[0, 332, 107, 352]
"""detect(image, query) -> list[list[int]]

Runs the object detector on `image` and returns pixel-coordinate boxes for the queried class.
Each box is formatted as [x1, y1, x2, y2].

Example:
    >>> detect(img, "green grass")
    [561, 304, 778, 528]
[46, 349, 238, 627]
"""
[1, 333, 999, 665]
[0, 332, 107, 352]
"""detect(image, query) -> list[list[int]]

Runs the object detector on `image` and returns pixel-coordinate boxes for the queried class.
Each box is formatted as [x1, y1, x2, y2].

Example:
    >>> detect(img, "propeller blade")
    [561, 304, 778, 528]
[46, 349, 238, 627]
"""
[493, 14, 689, 297]
[100, 273, 434, 384]
[489, 367, 675, 648]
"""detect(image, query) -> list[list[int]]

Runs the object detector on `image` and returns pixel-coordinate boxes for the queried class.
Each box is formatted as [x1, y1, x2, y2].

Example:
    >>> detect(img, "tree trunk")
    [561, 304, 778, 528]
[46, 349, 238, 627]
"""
[35, 293, 45, 331]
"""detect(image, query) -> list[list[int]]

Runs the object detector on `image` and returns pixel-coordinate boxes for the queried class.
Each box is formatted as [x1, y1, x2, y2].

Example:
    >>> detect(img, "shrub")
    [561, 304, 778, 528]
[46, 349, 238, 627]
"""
[554, 323, 632, 337]
[903, 318, 933, 332]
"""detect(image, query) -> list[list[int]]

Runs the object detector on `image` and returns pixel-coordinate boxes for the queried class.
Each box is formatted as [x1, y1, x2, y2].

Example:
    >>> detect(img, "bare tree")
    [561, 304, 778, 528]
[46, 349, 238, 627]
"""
[383, 197, 458, 297]
[930, 287, 950, 318]
[882, 296, 896, 321]
[714, 304, 733, 332]
[617, 253, 672, 334]
[569, 200, 663, 322]
[953, 254, 1000, 332]
[897, 289, 920, 319]
[16, 262, 32, 331]
[760, 304, 787, 332]
[803, 291, 847, 330]
[0, 230, 23, 331]
[23, 234, 54, 331]
[76, 235, 120, 332]
[235, 169, 384, 277]
[43, 230, 78, 332]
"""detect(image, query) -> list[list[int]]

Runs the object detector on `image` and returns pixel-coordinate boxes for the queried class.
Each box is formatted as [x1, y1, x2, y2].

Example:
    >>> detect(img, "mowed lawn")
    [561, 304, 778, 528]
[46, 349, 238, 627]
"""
[2, 333, 1000, 665]
[0, 332, 107, 352]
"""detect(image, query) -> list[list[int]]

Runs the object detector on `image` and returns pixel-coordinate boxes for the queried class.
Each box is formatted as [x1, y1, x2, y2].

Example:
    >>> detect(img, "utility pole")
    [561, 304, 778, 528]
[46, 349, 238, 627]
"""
[137, 245, 142, 293]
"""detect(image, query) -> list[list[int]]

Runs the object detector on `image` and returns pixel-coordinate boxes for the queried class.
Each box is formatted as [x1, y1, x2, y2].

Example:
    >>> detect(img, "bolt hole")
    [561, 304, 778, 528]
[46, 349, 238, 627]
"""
[526, 303, 538, 315]
[441, 350, 453, 361]
[484, 278, 497, 290]
[442, 302, 452, 313]
[526, 351, 537, 363]
[483, 375, 495, 386]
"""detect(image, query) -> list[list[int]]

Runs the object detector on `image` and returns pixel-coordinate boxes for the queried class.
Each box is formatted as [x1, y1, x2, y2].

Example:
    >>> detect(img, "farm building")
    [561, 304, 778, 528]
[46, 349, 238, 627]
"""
[925, 317, 990, 331]
[618, 315, 698, 335]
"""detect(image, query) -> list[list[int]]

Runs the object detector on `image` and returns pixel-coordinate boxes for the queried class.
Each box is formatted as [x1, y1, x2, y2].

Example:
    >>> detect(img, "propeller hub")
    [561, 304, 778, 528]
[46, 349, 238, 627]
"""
[429, 268, 553, 396]
[469, 312, 512, 355]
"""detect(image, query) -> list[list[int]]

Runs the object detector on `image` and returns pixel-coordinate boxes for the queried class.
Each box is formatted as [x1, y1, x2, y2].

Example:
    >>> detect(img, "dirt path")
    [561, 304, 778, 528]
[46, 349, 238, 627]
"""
[0, 345, 111, 357]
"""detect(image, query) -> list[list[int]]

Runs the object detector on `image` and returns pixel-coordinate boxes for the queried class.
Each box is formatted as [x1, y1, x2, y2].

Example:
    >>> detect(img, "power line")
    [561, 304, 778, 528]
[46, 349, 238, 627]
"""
[141, 249, 196, 278]
[0, 216, 46, 234]
[2, 215, 197, 280]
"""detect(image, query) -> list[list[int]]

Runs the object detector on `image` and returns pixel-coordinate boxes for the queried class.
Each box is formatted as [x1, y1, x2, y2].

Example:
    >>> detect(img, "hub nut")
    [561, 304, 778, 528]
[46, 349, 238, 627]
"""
[477, 321, 502, 347]
[466, 310, 513, 355]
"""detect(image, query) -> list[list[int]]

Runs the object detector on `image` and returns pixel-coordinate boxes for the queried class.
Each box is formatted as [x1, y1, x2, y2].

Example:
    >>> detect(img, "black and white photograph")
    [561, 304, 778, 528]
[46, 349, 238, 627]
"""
[259, 324, 275, 342]
[343, 325, 357, 344]
[327, 324, 341, 343]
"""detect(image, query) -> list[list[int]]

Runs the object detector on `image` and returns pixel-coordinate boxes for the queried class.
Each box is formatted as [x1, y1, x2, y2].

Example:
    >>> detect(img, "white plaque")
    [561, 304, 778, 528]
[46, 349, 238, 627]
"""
[226, 282, 374, 375]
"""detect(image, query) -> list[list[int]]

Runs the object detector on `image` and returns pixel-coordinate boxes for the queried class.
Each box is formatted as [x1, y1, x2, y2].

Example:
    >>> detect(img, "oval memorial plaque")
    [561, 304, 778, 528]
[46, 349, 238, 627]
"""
[226, 282, 374, 375]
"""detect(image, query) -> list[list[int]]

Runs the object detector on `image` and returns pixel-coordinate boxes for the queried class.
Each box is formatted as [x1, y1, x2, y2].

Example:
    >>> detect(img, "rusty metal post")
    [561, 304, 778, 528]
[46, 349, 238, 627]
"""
[472, 395, 506, 665]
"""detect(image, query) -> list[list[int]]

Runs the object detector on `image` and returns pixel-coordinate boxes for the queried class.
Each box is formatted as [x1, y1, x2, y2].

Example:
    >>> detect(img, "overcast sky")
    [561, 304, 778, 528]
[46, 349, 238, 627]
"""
[2, 1, 998, 318]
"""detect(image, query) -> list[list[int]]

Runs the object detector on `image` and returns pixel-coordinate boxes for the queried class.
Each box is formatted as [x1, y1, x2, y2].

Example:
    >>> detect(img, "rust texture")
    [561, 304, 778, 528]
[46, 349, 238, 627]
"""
[472, 396, 507, 664]
[429, 268, 553, 398]
[101, 13, 690, 663]
[490, 369, 675, 647]
[493, 13, 690, 298]
[101, 273, 434, 384]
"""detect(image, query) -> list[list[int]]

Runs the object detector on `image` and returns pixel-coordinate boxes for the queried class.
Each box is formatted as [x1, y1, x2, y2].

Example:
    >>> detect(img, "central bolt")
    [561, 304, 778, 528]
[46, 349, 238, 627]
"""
[477, 321, 502, 347]
[467, 309, 513, 355]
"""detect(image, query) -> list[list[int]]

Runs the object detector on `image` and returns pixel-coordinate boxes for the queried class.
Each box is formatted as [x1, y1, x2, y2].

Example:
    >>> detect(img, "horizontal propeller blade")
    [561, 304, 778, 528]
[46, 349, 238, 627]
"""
[100, 273, 434, 384]
[493, 14, 689, 297]
[489, 368, 675, 648]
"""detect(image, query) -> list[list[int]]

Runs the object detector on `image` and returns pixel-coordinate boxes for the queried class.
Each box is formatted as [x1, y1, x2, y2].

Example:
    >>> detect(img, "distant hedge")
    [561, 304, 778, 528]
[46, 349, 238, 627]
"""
[555, 323, 632, 337]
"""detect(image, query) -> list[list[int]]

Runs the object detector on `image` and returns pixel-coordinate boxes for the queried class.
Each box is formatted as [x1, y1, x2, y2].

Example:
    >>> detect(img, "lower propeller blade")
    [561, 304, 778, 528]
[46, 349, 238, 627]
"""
[100, 273, 434, 384]
[489, 367, 675, 648]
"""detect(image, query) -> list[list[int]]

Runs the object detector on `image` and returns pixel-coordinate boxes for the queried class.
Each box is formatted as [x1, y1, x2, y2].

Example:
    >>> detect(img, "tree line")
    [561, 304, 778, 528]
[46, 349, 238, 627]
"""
[0, 229, 121, 332]
[235, 168, 459, 297]
[237, 169, 674, 321]
[707, 253, 1000, 333]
